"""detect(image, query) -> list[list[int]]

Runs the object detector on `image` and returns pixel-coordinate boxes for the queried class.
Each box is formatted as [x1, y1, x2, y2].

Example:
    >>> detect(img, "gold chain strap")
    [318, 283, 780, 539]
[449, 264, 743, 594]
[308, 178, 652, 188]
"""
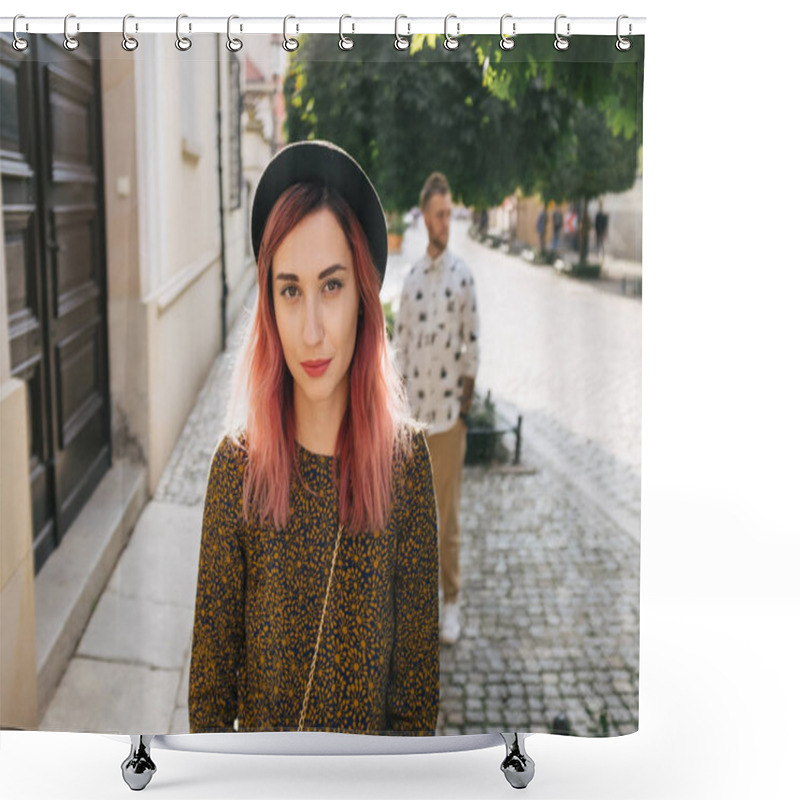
[297, 521, 344, 732]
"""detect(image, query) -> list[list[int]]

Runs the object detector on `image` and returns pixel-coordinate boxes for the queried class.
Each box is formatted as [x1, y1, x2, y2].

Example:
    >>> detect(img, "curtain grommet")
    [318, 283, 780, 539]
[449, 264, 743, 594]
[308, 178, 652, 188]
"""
[63, 13, 79, 51]
[339, 15, 355, 51]
[443, 13, 460, 51]
[13, 15, 29, 51]
[500, 14, 516, 50]
[122, 14, 139, 52]
[226, 15, 243, 52]
[554, 14, 570, 51]
[616, 15, 632, 51]
[283, 15, 299, 52]
[175, 14, 192, 51]
[394, 14, 410, 51]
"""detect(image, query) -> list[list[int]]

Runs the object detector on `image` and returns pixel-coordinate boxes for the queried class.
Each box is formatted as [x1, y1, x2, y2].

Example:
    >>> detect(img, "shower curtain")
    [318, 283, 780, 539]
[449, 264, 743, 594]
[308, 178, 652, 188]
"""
[0, 26, 643, 741]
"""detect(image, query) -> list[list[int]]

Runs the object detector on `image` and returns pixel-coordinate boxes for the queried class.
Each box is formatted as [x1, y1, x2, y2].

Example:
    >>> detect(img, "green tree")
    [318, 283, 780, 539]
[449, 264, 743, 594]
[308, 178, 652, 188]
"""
[469, 34, 645, 145]
[465, 34, 643, 264]
[283, 33, 642, 259]
[284, 35, 572, 214]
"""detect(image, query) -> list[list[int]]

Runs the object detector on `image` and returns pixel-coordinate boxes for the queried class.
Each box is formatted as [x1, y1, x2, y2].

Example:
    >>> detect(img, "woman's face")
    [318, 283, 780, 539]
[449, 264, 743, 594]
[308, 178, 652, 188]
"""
[272, 207, 360, 413]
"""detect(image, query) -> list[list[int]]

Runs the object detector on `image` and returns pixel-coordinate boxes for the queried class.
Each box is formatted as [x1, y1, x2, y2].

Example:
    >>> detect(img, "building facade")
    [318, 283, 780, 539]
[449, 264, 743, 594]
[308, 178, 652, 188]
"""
[0, 32, 267, 728]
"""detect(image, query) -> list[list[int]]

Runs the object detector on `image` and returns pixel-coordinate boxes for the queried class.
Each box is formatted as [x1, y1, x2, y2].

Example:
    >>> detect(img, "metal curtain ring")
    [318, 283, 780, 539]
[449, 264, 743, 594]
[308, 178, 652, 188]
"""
[443, 14, 460, 51]
[616, 15, 632, 51]
[175, 14, 192, 51]
[339, 15, 354, 51]
[227, 15, 243, 52]
[13, 15, 29, 51]
[122, 14, 139, 51]
[500, 14, 516, 50]
[394, 15, 410, 50]
[283, 15, 299, 52]
[63, 14, 79, 51]
[554, 14, 570, 51]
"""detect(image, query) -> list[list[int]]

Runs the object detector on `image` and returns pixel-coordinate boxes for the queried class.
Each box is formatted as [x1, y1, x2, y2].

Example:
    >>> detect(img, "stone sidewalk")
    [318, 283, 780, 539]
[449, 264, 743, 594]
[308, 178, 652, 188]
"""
[40, 220, 639, 738]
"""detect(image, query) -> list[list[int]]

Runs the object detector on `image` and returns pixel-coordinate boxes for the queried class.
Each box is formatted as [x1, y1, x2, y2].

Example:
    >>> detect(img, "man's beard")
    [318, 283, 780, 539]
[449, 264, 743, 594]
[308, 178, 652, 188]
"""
[430, 233, 448, 252]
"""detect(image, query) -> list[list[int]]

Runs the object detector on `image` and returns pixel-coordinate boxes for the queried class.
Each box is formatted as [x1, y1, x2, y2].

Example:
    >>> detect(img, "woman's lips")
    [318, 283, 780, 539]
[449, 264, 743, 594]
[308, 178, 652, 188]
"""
[301, 359, 332, 377]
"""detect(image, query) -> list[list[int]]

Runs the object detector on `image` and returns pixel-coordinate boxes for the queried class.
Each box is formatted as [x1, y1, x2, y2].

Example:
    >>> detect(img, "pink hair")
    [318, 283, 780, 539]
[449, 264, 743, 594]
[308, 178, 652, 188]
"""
[227, 182, 412, 533]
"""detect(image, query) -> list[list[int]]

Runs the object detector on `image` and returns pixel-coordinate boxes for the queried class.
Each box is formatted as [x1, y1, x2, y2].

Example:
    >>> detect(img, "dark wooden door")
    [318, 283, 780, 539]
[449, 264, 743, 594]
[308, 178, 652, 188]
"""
[1, 33, 110, 573]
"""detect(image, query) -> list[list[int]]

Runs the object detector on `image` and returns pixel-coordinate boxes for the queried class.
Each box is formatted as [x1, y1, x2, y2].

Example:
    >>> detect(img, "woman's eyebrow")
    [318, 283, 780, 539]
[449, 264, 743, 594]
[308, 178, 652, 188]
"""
[275, 264, 347, 282]
[318, 264, 347, 280]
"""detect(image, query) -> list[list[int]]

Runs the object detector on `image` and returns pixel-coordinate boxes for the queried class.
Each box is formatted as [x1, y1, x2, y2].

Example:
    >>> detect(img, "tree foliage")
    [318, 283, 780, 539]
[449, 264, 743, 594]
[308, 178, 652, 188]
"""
[541, 105, 639, 203]
[469, 34, 644, 144]
[283, 34, 643, 216]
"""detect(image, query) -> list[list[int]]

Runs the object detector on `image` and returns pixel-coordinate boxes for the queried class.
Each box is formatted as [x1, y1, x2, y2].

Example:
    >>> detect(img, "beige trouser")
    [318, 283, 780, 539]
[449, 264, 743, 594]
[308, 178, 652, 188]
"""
[424, 419, 467, 604]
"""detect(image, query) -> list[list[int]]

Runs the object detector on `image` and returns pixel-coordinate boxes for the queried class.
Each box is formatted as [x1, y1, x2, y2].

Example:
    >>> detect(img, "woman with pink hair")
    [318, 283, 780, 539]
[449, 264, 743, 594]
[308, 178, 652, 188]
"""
[189, 141, 439, 735]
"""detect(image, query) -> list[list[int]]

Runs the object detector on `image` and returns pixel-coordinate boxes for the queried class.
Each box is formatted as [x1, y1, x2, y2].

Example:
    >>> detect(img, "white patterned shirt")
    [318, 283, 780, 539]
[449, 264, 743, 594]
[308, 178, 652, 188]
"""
[394, 248, 480, 435]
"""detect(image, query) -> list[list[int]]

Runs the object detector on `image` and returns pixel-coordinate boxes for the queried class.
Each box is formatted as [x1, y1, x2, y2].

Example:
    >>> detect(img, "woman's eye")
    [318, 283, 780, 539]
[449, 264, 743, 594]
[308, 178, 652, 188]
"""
[281, 285, 299, 298]
[324, 279, 343, 293]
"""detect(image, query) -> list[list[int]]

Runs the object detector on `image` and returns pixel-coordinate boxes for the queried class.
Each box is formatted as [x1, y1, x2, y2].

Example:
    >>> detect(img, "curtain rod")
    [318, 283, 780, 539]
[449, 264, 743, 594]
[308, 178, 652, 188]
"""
[0, 15, 646, 37]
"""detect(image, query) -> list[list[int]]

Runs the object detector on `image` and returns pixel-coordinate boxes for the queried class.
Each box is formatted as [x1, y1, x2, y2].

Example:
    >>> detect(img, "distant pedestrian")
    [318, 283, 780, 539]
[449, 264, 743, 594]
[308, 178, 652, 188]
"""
[395, 171, 480, 646]
[564, 208, 578, 250]
[189, 140, 439, 735]
[595, 202, 609, 258]
[552, 207, 563, 251]
[536, 207, 548, 255]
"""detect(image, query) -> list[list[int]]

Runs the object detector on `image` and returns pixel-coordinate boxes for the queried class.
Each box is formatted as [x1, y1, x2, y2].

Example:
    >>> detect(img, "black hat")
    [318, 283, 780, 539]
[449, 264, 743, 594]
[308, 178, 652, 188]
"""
[250, 140, 388, 285]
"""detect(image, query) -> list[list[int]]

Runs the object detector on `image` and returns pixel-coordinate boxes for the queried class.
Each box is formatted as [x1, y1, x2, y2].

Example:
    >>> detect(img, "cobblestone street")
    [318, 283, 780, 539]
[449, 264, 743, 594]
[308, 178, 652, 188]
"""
[41, 217, 640, 739]
[440, 465, 639, 736]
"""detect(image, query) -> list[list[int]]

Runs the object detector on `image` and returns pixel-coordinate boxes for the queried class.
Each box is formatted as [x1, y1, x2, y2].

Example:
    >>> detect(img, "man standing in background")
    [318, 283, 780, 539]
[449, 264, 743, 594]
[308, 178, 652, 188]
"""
[395, 172, 480, 645]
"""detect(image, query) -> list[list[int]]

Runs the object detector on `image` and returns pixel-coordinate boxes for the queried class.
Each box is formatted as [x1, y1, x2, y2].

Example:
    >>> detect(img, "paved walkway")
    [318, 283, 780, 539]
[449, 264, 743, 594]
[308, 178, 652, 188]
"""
[40, 218, 640, 738]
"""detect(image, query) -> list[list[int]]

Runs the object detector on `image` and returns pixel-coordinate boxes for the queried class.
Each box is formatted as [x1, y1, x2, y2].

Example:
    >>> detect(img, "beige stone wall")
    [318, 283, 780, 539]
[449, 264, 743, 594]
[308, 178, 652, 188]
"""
[101, 32, 256, 499]
[145, 258, 222, 493]
[516, 196, 539, 248]
[137, 38, 223, 493]
[159, 40, 221, 284]
[516, 196, 568, 249]
[0, 186, 38, 728]
[100, 37, 150, 468]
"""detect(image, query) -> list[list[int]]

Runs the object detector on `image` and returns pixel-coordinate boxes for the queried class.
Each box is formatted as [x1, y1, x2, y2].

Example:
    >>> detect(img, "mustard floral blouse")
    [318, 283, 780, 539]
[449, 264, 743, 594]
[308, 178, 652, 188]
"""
[189, 428, 439, 735]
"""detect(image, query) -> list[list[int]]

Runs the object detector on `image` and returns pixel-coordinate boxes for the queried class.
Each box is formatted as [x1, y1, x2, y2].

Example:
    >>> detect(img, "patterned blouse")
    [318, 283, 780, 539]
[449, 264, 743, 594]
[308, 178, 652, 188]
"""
[394, 248, 480, 435]
[189, 428, 439, 735]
